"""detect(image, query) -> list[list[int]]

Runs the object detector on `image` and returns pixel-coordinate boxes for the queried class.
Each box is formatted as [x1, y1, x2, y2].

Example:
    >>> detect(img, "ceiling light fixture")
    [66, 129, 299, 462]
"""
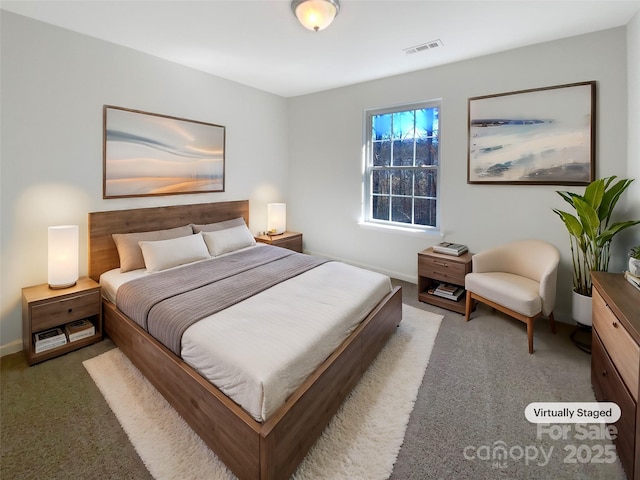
[291, 0, 340, 32]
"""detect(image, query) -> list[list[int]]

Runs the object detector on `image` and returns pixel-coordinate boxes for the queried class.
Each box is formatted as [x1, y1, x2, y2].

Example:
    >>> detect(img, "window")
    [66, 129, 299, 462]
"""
[363, 101, 440, 230]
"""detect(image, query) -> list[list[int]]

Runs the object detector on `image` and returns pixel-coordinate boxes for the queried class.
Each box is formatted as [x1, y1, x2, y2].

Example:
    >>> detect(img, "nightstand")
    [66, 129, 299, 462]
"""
[22, 277, 102, 365]
[418, 247, 473, 314]
[255, 231, 303, 252]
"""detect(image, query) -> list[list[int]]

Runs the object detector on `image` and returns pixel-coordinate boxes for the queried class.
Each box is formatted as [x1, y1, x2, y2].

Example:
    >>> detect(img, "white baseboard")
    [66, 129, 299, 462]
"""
[1, 339, 23, 358]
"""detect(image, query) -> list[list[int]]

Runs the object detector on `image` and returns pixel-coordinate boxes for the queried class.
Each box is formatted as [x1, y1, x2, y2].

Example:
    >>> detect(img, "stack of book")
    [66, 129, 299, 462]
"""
[430, 283, 466, 302]
[64, 319, 95, 342]
[433, 242, 468, 256]
[624, 271, 640, 291]
[34, 327, 67, 354]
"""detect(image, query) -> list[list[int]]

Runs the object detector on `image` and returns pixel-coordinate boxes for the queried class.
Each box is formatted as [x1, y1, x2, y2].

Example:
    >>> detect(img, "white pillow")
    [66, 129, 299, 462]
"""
[202, 224, 256, 257]
[139, 233, 210, 272]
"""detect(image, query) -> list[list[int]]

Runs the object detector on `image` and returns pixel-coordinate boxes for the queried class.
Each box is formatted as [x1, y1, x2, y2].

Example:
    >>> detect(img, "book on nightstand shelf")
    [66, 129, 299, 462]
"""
[64, 319, 95, 342]
[429, 283, 466, 301]
[34, 327, 67, 353]
[624, 271, 640, 292]
[433, 242, 468, 256]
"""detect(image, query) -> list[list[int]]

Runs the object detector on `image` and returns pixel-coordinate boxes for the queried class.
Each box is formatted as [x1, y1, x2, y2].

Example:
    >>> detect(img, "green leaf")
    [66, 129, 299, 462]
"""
[573, 197, 599, 239]
[553, 209, 583, 238]
[600, 178, 633, 222]
[598, 220, 640, 245]
[583, 178, 605, 210]
[556, 190, 579, 208]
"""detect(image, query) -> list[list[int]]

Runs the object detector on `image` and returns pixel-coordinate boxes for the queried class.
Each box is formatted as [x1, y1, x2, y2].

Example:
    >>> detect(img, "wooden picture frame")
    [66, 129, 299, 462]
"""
[467, 81, 596, 185]
[103, 106, 225, 198]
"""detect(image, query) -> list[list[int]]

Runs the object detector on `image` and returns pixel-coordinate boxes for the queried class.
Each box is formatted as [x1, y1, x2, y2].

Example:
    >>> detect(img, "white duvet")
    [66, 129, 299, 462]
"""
[101, 251, 392, 422]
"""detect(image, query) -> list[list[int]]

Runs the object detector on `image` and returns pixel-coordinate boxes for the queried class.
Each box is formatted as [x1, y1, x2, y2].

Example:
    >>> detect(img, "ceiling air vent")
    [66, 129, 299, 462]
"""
[403, 39, 443, 55]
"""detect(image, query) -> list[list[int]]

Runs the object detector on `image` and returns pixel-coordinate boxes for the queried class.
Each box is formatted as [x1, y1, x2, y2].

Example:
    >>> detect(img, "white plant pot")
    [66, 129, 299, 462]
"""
[629, 257, 640, 277]
[572, 291, 593, 327]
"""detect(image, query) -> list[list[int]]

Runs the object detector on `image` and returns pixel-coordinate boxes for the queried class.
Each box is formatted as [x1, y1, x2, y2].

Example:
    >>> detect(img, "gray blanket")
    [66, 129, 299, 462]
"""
[116, 246, 328, 355]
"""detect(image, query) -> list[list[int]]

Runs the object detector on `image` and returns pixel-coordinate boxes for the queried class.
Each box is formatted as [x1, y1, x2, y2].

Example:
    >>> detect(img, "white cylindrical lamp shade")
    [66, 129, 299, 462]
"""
[267, 203, 287, 235]
[48, 225, 79, 289]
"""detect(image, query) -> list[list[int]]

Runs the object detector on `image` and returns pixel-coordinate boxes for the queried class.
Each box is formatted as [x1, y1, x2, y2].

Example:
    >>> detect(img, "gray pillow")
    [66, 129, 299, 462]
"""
[190, 217, 246, 234]
[112, 225, 193, 272]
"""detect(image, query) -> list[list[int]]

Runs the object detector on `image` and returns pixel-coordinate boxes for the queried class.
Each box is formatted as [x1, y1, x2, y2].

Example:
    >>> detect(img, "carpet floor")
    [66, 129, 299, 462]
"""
[82, 305, 442, 480]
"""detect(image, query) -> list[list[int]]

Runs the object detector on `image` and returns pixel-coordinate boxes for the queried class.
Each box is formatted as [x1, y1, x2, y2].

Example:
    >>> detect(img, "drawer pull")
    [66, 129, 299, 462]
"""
[612, 321, 618, 328]
[434, 261, 449, 267]
[68, 308, 73, 313]
[602, 369, 607, 377]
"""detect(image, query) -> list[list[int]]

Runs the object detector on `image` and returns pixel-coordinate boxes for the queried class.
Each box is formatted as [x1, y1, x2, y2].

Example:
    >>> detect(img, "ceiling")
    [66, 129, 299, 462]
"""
[2, 0, 639, 97]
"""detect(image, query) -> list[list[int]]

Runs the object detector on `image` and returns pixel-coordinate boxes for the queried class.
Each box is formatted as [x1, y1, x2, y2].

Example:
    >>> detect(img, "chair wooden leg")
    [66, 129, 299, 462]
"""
[527, 318, 534, 354]
[465, 291, 473, 321]
[549, 312, 557, 334]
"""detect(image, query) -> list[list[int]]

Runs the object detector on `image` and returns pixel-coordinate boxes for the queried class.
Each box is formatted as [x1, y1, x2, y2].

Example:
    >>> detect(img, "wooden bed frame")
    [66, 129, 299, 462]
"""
[88, 200, 402, 480]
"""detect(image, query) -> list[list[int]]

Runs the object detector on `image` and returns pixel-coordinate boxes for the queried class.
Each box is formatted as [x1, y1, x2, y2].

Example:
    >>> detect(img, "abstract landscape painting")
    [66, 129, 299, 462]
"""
[467, 82, 595, 185]
[104, 106, 225, 198]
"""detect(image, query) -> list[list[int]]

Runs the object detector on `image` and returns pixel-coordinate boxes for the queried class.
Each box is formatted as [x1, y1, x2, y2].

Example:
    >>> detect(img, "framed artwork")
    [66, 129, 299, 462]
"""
[467, 81, 595, 185]
[103, 106, 225, 198]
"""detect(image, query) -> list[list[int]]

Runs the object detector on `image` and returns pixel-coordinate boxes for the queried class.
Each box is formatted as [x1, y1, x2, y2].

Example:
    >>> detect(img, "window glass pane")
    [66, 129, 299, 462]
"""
[415, 169, 437, 197]
[391, 170, 413, 196]
[393, 139, 414, 166]
[372, 170, 390, 194]
[415, 108, 438, 138]
[373, 140, 391, 166]
[415, 136, 438, 166]
[392, 111, 415, 139]
[372, 113, 392, 141]
[414, 198, 437, 227]
[372, 195, 389, 221]
[391, 197, 412, 224]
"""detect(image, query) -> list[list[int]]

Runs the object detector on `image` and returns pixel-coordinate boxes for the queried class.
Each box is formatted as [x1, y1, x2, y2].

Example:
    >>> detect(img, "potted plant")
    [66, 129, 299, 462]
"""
[630, 245, 640, 277]
[553, 176, 640, 326]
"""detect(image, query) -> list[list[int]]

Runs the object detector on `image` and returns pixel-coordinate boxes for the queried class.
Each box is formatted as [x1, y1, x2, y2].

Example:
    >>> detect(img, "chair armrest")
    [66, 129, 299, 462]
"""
[539, 262, 559, 316]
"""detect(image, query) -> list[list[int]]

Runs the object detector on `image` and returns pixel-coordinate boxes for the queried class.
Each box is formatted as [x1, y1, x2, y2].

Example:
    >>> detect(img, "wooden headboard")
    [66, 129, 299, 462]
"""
[88, 200, 249, 282]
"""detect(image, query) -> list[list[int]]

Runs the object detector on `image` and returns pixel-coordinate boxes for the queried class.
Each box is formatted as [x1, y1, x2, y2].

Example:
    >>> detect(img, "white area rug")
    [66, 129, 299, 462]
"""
[83, 305, 442, 480]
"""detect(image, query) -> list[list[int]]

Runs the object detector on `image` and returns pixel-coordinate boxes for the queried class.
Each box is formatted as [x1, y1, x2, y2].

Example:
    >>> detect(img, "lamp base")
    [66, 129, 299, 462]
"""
[49, 281, 77, 290]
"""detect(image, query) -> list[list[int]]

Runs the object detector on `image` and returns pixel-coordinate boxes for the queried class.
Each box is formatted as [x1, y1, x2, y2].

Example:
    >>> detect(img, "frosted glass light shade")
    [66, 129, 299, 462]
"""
[291, 0, 340, 32]
[48, 225, 79, 289]
[267, 203, 286, 235]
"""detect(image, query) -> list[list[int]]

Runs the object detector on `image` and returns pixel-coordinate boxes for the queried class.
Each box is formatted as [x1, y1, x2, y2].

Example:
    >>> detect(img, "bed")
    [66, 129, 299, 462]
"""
[88, 200, 402, 480]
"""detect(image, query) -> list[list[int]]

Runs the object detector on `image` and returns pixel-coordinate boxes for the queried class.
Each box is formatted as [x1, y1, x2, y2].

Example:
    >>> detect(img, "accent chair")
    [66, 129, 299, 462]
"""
[464, 239, 560, 354]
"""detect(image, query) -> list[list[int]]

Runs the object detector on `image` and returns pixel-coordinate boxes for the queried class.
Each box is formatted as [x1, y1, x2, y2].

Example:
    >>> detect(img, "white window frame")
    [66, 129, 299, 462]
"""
[362, 100, 441, 233]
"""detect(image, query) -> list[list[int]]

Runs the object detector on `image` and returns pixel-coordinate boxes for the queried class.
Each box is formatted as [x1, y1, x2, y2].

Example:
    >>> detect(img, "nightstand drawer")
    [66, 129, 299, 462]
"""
[593, 288, 639, 401]
[31, 290, 100, 332]
[418, 255, 467, 284]
[255, 232, 303, 253]
[274, 236, 302, 252]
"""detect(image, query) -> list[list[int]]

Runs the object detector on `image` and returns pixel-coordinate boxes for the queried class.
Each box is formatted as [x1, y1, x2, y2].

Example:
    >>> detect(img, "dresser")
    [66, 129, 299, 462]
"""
[590, 272, 640, 480]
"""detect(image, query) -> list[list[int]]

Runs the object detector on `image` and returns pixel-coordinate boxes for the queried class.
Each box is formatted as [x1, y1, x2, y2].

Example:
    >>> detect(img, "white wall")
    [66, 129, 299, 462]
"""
[0, 12, 289, 354]
[623, 10, 640, 259]
[287, 27, 636, 322]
